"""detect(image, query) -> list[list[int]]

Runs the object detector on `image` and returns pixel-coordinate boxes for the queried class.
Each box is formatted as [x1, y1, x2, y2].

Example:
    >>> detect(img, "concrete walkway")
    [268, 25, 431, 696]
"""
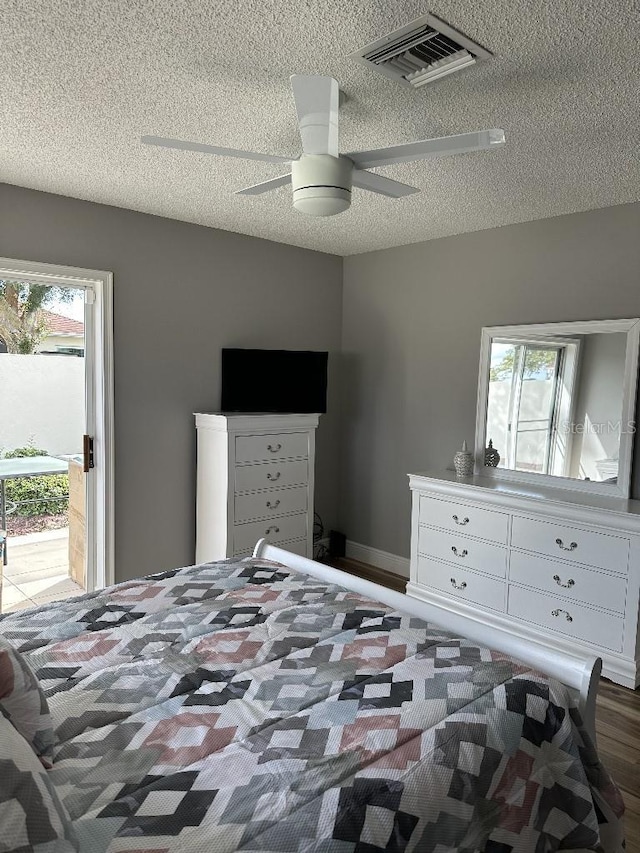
[1, 528, 84, 614]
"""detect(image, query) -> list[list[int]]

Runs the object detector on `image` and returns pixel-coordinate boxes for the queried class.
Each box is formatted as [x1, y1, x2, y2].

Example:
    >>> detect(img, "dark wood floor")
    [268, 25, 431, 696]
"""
[596, 679, 640, 851]
[331, 557, 640, 849]
[330, 556, 408, 593]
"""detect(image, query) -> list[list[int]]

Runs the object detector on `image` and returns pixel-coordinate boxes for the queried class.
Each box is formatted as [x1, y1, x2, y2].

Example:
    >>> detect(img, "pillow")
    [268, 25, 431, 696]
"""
[0, 635, 55, 767]
[0, 713, 78, 852]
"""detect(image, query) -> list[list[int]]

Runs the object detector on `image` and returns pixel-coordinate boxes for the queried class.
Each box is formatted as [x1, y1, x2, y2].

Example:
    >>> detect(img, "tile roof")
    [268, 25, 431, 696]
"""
[41, 310, 84, 336]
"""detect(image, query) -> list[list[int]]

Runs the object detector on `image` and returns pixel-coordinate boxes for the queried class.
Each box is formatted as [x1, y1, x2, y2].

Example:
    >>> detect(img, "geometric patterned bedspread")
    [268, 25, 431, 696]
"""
[0, 557, 625, 852]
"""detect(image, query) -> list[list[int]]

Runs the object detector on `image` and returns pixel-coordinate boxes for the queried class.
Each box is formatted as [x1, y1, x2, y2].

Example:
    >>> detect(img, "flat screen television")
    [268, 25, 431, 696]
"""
[221, 348, 328, 413]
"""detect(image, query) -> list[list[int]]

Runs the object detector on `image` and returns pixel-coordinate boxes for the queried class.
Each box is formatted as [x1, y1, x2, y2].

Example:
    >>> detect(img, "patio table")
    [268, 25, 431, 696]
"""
[0, 455, 70, 564]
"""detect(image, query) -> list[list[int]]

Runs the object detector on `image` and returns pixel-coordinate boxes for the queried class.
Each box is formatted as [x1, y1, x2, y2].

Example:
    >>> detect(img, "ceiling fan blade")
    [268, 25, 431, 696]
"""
[141, 135, 291, 164]
[290, 75, 339, 156]
[345, 129, 505, 170]
[235, 174, 292, 195]
[352, 170, 419, 199]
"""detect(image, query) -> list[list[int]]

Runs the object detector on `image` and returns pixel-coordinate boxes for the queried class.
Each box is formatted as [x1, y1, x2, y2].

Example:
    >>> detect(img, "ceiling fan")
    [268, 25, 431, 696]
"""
[142, 75, 505, 217]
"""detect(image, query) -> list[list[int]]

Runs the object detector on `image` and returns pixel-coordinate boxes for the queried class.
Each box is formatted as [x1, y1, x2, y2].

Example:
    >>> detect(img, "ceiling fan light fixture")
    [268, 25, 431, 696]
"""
[293, 187, 352, 216]
[142, 74, 505, 216]
[291, 154, 353, 217]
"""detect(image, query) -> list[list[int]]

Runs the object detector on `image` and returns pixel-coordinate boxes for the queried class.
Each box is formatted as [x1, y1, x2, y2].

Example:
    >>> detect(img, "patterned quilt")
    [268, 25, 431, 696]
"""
[0, 557, 624, 852]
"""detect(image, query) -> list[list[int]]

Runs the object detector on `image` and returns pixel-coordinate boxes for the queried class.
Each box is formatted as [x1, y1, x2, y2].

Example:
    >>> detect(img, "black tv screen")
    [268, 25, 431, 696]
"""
[221, 349, 328, 413]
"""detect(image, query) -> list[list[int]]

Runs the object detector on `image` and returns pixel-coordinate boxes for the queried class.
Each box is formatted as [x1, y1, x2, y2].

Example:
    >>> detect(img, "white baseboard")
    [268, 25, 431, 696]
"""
[345, 540, 410, 579]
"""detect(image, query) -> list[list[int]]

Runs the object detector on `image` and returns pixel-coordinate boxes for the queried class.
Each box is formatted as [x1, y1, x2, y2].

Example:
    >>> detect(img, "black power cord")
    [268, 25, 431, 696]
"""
[313, 511, 329, 560]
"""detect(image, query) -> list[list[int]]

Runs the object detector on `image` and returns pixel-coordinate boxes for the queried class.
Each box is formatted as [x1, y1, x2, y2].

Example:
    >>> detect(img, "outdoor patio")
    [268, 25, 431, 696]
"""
[1, 528, 84, 613]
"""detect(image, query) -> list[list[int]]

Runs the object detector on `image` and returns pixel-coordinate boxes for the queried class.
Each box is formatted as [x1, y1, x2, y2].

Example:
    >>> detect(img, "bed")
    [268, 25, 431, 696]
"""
[0, 539, 625, 852]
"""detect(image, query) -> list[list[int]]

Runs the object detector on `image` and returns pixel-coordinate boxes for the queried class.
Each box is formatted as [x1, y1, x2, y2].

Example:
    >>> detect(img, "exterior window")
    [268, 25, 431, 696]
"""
[487, 339, 580, 476]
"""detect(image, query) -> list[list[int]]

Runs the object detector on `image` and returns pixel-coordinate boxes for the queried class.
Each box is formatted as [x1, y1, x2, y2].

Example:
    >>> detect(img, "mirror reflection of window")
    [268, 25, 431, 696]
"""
[486, 338, 580, 477]
[478, 321, 638, 494]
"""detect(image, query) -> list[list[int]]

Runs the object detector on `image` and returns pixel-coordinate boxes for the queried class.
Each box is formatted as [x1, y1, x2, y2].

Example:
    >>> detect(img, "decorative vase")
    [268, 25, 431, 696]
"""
[453, 440, 474, 477]
[484, 439, 501, 468]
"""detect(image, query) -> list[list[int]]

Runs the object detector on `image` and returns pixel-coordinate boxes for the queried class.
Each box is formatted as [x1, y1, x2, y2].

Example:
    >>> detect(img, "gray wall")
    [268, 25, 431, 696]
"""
[4, 184, 639, 578]
[341, 202, 640, 562]
[0, 183, 343, 582]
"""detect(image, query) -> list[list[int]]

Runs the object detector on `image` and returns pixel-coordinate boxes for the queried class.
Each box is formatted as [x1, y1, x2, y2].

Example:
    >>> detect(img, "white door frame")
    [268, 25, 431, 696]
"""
[0, 256, 115, 590]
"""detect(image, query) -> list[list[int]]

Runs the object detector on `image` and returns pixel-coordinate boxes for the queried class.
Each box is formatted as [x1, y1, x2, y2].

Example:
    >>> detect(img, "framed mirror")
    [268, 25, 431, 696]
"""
[475, 319, 640, 497]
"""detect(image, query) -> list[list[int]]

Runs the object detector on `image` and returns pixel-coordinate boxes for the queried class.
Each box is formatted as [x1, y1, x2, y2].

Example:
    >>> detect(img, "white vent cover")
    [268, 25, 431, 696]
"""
[350, 13, 492, 88]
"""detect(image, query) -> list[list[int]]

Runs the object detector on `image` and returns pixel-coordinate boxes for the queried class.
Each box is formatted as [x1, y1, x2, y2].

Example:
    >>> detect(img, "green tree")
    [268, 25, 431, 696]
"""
[490, 347, 557, 382]
[0, 281, 74, 354]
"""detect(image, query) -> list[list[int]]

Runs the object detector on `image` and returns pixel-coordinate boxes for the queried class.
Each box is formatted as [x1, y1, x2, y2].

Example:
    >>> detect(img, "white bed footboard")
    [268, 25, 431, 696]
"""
[252, 539, 602, 745]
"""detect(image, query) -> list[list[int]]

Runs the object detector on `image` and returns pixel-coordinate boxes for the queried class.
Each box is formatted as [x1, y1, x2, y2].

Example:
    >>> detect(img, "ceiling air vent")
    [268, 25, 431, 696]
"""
[350, 13, 492, 88]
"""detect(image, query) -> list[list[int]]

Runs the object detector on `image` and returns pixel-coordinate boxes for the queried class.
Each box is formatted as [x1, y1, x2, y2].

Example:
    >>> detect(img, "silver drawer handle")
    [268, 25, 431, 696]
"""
[266, 499, 281, 509]
[551, 608, 573, 622]
[267, 472, 281, 481]
[450, 578, 467, 590]
[452, 515, 470, 526]
[265, 525, 280, 535]
[555, 538, 578, 552]
[553, 574, 575, 589]
[451, 546, 468, 558]
[267, 443, 282, 453]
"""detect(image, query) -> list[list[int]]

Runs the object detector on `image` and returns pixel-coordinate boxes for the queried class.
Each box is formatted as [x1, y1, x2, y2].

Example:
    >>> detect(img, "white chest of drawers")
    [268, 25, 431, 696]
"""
[195, 413, 319, 562]
[407, 471, 640, 688]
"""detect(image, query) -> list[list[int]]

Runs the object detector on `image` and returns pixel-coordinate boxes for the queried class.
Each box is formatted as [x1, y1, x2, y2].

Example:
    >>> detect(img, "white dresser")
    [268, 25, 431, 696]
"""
[407, 471, 640, 688]
[195, 413, 319, 562]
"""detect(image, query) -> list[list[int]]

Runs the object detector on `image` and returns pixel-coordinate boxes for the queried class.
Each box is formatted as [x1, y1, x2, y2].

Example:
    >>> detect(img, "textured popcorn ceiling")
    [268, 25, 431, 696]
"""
[1, 1, 639, 256]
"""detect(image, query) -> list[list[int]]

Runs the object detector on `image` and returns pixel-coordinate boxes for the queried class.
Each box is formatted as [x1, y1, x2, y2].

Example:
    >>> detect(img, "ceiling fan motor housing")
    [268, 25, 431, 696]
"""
[292, 154, 353, 216]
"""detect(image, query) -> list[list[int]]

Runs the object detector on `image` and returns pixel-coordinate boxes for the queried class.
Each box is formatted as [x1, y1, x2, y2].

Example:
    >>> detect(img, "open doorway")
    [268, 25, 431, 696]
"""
[0, 259, 113, 614]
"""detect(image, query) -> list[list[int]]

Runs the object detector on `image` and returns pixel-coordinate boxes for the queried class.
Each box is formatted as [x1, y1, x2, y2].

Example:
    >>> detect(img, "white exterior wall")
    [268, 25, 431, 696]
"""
[0, 354, 84, 456]
[37, 333, 84, 353]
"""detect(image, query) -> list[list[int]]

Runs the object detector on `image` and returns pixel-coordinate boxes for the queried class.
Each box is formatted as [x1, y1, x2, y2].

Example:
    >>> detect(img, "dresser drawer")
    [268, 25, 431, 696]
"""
[418, 495, 509, 544]
[416, 555, 506, 611]
[235, 485, 307, 523]
[417, 526, 507, 578]
[511, 516, 629, 573]
[234, 513, 307, 552]
[236, 432, 308, 463]
[235, 459, 308, 493]
[508, 585, 624, 652]
[509, 551, 627, 613]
